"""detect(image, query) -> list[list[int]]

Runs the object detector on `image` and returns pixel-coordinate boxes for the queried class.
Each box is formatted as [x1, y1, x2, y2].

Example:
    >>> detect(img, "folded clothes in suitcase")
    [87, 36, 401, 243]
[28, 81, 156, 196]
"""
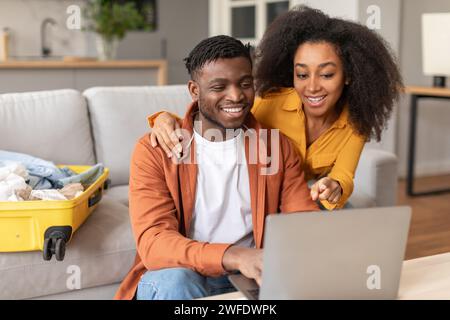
[0, 165, 109, 261]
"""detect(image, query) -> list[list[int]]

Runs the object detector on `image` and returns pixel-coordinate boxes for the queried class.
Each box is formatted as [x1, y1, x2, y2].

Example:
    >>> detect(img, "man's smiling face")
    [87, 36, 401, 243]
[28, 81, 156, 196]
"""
[189, 56, 255, 134]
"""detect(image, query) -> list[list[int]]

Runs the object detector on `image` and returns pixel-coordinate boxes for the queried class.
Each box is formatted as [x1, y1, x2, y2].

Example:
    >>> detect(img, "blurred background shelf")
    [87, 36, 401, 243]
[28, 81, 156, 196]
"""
[0, 59, 167, 92]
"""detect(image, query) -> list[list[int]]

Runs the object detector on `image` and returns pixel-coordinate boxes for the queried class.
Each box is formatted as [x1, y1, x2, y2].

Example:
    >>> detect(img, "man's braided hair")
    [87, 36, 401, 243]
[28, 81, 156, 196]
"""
[184, 35, 252, 80]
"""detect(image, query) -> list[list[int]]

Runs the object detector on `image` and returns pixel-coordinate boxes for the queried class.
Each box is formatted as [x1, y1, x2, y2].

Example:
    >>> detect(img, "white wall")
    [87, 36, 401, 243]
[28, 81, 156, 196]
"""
[291, 0, 359, 20]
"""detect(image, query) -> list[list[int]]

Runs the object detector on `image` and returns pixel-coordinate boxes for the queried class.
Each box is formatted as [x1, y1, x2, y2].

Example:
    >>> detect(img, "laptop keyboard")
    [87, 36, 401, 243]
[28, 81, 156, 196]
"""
[247, 288, 260, 300]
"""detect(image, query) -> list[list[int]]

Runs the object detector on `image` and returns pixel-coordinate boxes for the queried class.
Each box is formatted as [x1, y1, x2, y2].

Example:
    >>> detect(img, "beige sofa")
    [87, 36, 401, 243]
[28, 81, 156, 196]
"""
[0, 86, 397, 299]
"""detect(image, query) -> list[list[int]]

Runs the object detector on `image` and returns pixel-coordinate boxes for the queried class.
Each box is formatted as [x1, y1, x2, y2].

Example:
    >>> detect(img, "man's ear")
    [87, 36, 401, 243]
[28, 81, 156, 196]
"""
[188, 80, 199, 102]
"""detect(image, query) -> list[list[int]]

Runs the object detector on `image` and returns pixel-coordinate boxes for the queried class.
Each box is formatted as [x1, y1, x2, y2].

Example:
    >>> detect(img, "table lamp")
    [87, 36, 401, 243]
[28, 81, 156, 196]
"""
[422, 13, 450, 88]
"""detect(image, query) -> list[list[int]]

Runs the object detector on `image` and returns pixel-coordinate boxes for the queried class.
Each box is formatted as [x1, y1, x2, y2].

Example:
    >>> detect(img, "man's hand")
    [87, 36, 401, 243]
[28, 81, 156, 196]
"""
[150, 112, 183, 158]
[310, 177, 342, 204]
[222, 246, 263, 286]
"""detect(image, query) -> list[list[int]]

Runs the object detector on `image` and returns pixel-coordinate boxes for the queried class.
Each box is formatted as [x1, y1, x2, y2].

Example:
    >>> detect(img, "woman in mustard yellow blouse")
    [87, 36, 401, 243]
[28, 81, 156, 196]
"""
[148, 6, 403, 210]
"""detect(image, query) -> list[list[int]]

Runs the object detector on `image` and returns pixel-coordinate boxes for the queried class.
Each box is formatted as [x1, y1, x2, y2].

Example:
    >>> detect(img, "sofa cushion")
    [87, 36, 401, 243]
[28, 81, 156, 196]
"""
[0, 89, 95, 165]
[0, 196, 136, 299]
[354, 147, 398, 207]
[84, 86, 191, 186]
[348, 190, 377, 208]
[106, 185, 129, 207]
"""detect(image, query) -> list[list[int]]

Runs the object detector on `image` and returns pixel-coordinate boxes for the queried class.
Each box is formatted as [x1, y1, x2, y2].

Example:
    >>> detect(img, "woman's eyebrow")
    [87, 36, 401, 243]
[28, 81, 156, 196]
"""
[295, 62, 337, 68]
[318, 62, 337, 68]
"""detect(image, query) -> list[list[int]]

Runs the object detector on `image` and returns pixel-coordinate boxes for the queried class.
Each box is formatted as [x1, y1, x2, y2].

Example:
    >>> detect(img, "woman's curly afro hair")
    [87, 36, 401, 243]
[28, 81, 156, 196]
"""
[255, 6, 403, 141]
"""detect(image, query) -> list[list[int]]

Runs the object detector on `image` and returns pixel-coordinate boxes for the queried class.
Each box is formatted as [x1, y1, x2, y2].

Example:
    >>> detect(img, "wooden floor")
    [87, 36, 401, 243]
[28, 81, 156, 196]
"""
[398, 175, 450, 260]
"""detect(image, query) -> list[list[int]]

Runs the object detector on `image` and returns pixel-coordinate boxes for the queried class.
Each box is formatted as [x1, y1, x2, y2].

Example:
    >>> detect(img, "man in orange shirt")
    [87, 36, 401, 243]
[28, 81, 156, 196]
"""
[115, 35, 318, 300]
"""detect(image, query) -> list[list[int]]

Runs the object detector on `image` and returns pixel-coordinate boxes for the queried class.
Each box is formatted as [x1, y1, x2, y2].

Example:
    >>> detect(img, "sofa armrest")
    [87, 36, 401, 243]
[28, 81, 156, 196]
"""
[354, 148, 398, 207]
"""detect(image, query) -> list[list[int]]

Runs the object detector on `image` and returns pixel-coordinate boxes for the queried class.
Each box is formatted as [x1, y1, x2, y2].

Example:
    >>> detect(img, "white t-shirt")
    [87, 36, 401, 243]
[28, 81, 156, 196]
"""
[188, 129, 254, 248]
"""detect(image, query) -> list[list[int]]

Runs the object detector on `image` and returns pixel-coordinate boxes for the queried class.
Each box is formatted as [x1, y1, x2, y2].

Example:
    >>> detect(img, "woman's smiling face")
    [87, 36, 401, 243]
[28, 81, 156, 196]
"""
[293, 41, 346, 117]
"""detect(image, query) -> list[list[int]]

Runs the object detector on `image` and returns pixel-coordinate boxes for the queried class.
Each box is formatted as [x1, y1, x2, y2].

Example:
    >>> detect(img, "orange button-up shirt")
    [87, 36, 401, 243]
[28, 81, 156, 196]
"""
[115, 101, 319, 300]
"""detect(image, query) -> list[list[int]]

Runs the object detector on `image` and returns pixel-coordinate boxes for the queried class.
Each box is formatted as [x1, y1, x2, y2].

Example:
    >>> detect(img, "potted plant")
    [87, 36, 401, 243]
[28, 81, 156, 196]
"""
[84, 0, 147, 60]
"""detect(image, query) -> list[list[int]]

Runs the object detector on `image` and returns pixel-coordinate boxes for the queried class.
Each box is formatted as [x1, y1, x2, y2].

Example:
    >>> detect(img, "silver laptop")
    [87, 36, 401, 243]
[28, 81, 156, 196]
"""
[229, 206, 411, 300]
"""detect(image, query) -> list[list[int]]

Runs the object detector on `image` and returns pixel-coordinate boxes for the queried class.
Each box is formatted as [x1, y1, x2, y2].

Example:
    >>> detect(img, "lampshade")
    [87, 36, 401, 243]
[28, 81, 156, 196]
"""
[422, 13, 450, 77]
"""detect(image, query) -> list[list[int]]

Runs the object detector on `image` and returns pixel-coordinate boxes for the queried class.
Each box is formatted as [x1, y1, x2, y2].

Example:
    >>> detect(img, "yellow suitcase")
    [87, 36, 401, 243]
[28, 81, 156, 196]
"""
[0, 165, 109, 261]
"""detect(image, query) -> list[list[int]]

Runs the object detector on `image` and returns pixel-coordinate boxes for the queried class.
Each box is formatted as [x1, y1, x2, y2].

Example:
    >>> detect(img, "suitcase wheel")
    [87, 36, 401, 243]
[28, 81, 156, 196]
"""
[43, 238, 52, 261]
[55, 238, 66, 261]
[43, 237, 66, 261]
[43, 226, 71, 261]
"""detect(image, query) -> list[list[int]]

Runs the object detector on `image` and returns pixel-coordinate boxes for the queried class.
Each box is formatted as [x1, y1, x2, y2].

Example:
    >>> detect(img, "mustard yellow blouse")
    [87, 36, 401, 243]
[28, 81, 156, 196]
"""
[252, 88, 366, 210]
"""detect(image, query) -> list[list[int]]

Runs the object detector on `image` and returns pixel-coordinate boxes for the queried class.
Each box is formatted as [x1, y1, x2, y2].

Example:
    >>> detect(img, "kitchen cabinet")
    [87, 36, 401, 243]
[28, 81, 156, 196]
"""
[0, 60, 167, 94]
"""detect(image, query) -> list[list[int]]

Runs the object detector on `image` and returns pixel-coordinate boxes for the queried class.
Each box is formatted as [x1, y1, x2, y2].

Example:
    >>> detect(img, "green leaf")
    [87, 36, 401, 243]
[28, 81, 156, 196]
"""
[83, 0, 148, 40]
